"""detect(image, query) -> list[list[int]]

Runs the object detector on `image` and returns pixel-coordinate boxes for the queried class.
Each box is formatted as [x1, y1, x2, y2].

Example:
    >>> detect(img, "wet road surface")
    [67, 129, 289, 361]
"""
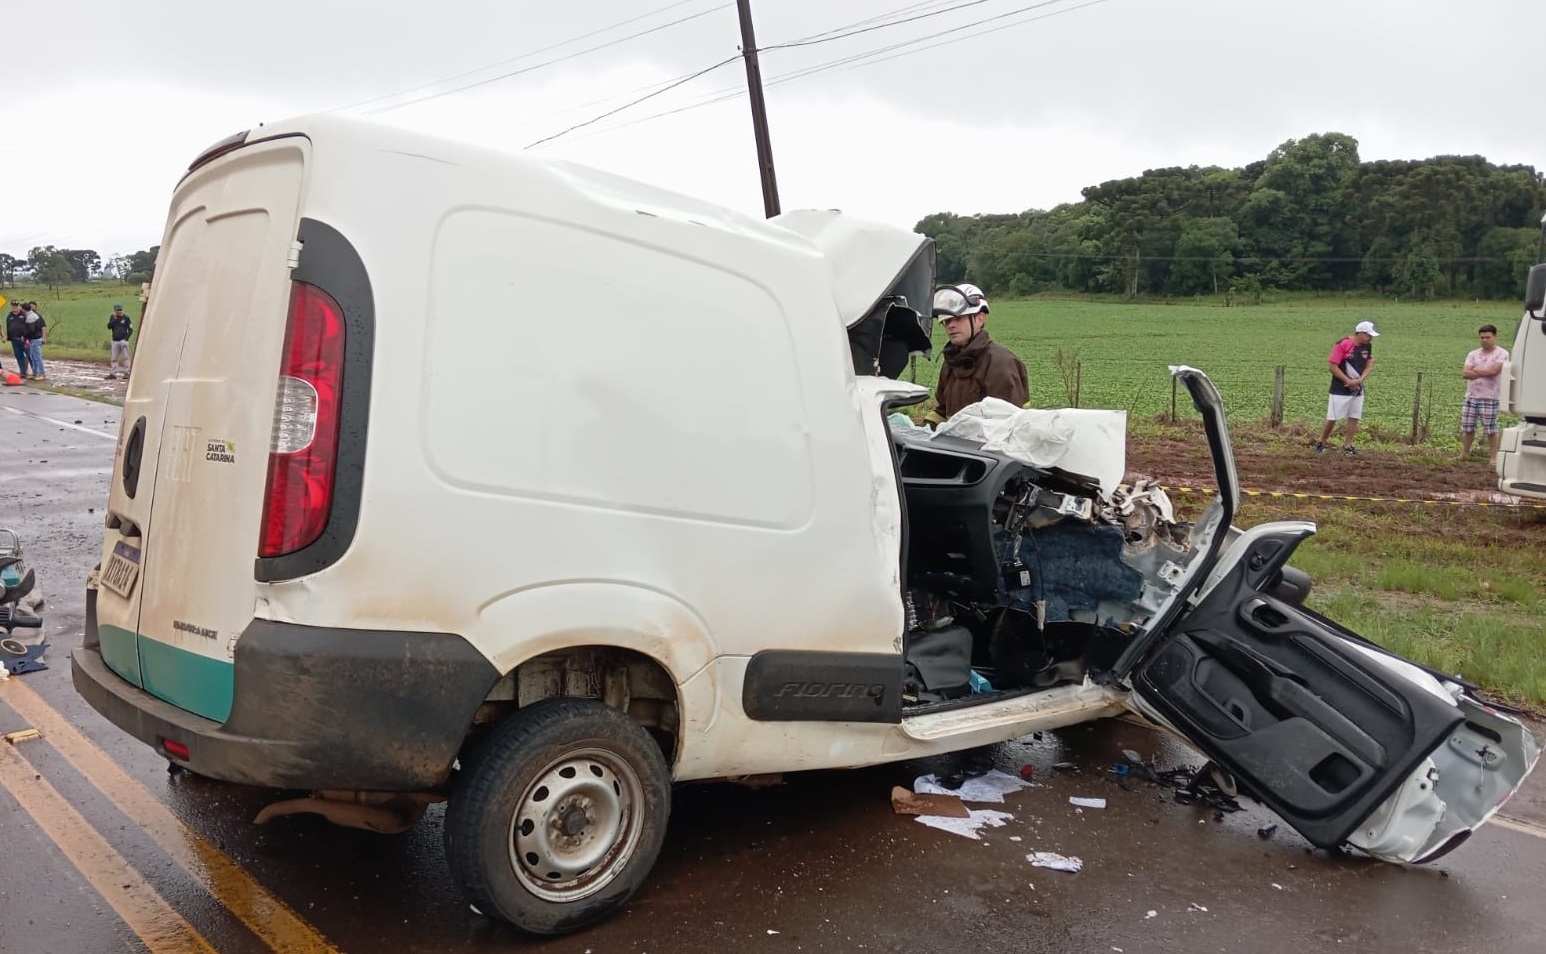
[3, 384, 1545, 953]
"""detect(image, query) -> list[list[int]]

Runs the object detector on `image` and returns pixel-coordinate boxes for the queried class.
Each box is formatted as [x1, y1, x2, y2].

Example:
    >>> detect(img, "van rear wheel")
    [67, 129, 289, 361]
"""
[444, 698, 671, 936]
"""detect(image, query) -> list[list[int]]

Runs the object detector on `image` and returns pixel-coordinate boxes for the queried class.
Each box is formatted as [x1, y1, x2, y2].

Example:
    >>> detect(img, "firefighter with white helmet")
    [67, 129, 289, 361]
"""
[929, 283, 1029, 420]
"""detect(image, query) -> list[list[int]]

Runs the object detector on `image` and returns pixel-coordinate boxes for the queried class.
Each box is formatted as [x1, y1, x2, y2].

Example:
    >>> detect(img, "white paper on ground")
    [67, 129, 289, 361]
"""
[914, 809, 1014, 840]
[1069, 796, 1107, 809]
[914, 769, 1033, 804]
[1027, 851, 1084, 873]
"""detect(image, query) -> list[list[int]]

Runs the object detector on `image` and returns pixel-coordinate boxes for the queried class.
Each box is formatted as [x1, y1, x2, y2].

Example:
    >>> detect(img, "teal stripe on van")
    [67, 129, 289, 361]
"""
[139, 638, 235, 723]
[101, 624, 234, 722]
[100, 623, 143, 686]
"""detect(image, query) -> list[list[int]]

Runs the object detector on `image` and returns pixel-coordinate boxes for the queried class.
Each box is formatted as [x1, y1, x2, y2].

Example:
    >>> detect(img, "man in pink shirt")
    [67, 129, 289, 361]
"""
[1315, 320, 1378, 456]
[1460, 323, 1510, 459]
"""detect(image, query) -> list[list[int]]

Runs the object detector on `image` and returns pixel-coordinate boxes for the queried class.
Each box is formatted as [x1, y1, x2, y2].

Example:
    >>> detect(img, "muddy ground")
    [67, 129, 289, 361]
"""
[1125, 418, 1521, 501]
[18, 357, 130, 401]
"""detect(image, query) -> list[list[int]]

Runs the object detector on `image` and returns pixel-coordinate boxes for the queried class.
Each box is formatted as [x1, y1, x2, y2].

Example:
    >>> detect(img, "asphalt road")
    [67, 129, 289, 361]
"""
[3, 384, 1545, 954]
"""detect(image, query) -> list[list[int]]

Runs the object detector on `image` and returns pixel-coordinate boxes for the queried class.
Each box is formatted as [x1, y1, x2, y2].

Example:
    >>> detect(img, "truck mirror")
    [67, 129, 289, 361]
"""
[1527, 263, 1546, 317]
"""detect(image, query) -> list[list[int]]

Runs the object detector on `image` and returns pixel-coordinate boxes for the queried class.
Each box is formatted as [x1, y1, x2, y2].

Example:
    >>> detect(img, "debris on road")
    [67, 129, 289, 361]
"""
[1188, 902, 1209, 913]
[0, 639, 48, 676]
[1106, 755, 1246, 814]
[1026, 851, 1083, 873]
[1257, 824, 1279, 840]
[1069, 796, 1107, 809]
[891, 786, 970, 818]
[5, 727, 42, 744]
[915, 809, 1014, 841]
[914, 769, 1032, 804]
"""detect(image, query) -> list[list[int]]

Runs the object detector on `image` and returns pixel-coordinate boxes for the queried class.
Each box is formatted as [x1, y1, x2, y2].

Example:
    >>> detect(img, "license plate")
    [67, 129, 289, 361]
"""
[101, 542, 142, 599]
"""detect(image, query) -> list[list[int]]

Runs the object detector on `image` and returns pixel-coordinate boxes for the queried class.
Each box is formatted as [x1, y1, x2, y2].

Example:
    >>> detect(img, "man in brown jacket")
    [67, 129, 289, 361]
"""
[929, 283, 1029, 420]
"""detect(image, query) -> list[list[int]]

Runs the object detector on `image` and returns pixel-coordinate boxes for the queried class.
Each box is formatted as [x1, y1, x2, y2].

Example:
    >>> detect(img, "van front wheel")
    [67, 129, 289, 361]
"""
[444, 698, 671, 936]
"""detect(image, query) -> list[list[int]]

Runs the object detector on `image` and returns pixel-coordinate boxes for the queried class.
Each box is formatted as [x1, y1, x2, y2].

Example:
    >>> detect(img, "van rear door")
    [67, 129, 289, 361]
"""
[96, 135, 309, 721]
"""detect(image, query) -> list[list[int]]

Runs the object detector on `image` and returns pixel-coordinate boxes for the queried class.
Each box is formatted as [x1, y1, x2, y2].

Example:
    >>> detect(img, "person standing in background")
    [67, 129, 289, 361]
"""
[1460, 323, 1509, 460]
[1314, 320, 1378, 456]
[107, 304, 134, 379]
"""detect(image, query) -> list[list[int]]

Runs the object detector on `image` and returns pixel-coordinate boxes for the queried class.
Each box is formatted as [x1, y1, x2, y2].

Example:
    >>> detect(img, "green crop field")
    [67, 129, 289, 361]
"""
[2, 282, 143, 361]
[908, 294, 1525, 446]
[6, 283, 1528, 447]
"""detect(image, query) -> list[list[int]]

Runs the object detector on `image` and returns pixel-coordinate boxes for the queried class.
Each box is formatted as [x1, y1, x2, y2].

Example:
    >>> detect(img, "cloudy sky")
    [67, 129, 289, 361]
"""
[3, 0, 1540, 258]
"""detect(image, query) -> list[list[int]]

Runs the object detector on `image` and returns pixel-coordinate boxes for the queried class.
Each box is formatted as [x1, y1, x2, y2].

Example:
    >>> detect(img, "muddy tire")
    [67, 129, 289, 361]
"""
[444, 698, 671, 936]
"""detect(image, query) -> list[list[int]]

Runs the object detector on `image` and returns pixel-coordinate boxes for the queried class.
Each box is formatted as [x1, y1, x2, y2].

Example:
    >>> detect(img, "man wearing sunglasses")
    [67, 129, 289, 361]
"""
[929, 283, 1029, 420]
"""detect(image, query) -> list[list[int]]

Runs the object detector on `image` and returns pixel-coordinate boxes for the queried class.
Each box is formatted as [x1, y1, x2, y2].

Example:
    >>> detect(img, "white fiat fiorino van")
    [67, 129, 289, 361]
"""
[75, 115, 1538, 936]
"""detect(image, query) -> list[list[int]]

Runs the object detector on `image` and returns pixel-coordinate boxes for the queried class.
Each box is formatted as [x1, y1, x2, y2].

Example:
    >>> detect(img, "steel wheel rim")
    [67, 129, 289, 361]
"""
[508, 746, 646, 902]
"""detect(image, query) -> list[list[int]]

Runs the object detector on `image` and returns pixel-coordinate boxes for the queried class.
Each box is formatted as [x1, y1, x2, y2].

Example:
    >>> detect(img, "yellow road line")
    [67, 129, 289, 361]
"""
[1, 679, 343, 954]
[1493, 814, 1546, 840]
[0, 741, 219, 954]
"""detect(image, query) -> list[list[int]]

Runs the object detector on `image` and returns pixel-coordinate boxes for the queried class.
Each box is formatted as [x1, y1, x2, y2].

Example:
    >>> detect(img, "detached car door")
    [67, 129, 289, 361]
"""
[1122, 368, 1538, 863]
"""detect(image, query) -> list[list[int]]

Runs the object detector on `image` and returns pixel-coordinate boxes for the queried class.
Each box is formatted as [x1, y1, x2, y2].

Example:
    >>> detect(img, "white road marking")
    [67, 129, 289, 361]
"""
[2, 403, 118, 440]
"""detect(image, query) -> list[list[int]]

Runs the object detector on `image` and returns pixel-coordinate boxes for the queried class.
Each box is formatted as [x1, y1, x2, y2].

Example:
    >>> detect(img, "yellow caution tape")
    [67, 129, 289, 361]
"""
[1159, 485, 1546, 510]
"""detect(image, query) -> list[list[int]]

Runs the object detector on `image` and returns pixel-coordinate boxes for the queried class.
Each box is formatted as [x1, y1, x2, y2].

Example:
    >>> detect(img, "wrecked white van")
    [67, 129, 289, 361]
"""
[74, 115, 1539, 936]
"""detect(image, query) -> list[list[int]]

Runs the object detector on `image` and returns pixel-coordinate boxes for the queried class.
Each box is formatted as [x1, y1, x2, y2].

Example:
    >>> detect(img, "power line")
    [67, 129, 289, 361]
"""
[778, 0, 974, 44]
[326, 0, 716, 114]
[558, 0, 1103, 144]
[516, 1, 1051, 148]
[825, 0, 1111, 70]
[525, 55, 743, 148]
[763, 0, 1010, 52]
[362, 3, 734, 116]
[485, 2, 959, 136]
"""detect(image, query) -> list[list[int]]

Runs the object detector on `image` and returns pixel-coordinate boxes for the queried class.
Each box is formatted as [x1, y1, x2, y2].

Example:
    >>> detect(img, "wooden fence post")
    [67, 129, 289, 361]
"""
[1410, 372, 1423, 443]
[1170, 376, 1178, 423]
[1271, 365, 1285, 428]
[1074, 362, 1082, 408]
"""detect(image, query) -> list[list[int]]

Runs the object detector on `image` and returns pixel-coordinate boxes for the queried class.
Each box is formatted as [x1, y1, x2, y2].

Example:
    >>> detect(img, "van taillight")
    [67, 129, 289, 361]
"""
[259, 281, 345, 558]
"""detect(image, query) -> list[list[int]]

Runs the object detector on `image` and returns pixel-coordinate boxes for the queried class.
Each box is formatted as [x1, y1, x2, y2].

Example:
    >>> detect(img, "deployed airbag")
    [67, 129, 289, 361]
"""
[935, 400, 1127, 498]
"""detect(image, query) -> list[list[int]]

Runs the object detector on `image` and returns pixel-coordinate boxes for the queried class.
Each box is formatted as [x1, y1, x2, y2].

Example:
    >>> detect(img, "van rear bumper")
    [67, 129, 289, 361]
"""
[73, 609, 501, 791]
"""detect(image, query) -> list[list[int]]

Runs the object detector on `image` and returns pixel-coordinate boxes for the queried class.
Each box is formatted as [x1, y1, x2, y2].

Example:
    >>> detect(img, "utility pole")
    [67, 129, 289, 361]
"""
[736, 0, 780, 218]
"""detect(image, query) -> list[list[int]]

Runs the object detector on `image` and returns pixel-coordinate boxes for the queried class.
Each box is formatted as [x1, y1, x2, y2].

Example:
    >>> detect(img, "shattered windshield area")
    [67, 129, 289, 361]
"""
[889, 367, 1234, 704]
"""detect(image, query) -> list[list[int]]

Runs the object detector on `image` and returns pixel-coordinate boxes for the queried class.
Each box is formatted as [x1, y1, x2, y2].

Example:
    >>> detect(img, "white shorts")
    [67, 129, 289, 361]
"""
[1326, 393, 1364, 421]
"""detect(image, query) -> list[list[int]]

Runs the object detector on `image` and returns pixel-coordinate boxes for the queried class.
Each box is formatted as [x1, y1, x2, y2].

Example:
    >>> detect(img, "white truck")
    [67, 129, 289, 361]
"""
[1497, 212, 1546, 499]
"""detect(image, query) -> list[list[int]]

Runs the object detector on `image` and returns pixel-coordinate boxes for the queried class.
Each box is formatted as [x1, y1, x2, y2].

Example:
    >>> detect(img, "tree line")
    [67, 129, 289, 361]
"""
[917, 132, 1546, 302]
[0, 246, 159, 291]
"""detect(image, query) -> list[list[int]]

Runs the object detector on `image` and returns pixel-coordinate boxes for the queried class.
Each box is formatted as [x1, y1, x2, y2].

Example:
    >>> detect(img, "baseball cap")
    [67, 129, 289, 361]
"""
[1355, 320, 1380, 337]
[113, 303, 123, 309]
[933, 283, 989, 319]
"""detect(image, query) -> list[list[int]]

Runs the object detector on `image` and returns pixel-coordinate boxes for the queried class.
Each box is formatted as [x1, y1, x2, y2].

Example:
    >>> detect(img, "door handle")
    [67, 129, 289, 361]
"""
[1242, 598, 1289, 631]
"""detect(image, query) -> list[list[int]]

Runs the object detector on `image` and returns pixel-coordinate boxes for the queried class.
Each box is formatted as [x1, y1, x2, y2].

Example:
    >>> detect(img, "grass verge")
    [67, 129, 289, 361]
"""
[1241, 495, 1546, 711]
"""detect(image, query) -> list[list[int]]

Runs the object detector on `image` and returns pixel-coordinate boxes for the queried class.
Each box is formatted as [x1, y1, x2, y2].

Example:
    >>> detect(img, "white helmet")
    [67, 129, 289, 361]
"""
[932, 283, 989, 319]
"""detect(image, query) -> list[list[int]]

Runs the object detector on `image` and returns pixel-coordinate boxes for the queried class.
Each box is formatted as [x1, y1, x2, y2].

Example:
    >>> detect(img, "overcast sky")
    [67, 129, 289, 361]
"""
[3, 0, 1540, 257]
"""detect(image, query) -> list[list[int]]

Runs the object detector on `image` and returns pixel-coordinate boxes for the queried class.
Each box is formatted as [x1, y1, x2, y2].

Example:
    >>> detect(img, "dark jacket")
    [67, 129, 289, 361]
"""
[108, 314, 133, 341]
[5, 310, 26, 342]
[933, 331, 1029, 419]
